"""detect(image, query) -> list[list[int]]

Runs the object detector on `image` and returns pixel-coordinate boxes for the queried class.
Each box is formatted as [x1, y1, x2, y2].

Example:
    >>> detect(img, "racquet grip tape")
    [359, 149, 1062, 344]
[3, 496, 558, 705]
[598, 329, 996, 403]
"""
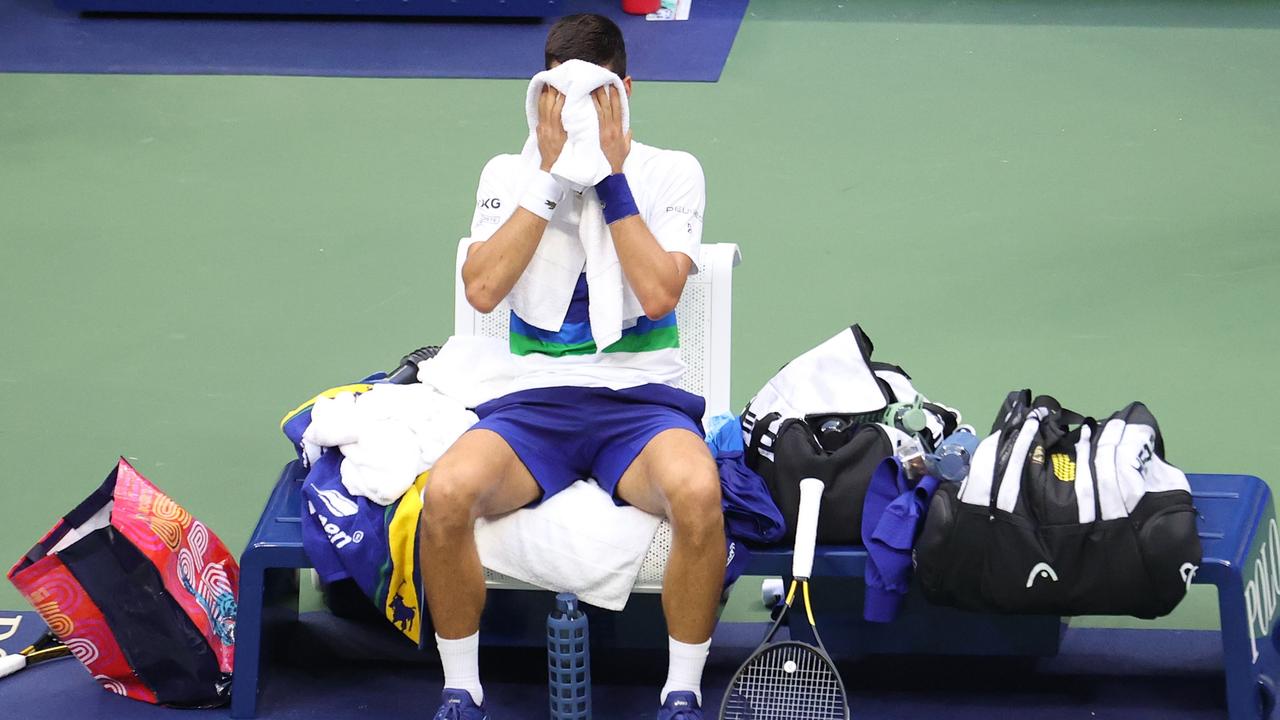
[792, 477, 825, 579]
[0, 654, 27, 678]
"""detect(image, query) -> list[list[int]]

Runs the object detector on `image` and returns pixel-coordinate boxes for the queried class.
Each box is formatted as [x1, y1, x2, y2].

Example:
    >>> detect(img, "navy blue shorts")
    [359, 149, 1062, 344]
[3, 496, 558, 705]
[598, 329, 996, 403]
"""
[471, 384, 705, 505]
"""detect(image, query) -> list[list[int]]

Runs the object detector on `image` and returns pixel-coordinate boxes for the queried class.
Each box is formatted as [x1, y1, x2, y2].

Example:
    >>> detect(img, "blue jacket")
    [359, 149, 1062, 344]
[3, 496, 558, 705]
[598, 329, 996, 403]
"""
[861, 457, 941, 623]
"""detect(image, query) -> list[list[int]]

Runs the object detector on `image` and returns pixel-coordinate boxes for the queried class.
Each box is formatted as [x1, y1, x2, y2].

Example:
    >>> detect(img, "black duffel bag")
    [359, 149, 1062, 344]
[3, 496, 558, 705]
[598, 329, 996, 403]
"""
[741, 325, 959, 545]
[915, 390, 1202, 619]
[745, 413, 893, 545]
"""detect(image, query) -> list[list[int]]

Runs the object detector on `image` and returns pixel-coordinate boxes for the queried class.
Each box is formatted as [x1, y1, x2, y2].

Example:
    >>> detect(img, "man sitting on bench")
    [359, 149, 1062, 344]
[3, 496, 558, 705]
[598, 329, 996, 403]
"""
[421, 13, 724, 720]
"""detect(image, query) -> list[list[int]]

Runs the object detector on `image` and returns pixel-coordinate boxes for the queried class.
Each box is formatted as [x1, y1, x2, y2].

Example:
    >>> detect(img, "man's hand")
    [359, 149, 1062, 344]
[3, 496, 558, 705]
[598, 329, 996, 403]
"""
[593, 86, 631, 174]
[537, 86, 567, 172]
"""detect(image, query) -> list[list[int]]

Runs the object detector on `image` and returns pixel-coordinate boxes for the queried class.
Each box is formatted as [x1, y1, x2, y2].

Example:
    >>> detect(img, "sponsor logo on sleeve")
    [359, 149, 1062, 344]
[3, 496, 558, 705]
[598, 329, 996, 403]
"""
[665, 205, 703, 222]
[478, 198, 502, 209]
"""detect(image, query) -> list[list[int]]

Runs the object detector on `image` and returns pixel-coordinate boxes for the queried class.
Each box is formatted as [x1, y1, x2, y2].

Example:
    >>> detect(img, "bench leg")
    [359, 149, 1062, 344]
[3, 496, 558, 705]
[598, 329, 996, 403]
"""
[232, 562, 300, 719]
[1219, 573, 1270, 720]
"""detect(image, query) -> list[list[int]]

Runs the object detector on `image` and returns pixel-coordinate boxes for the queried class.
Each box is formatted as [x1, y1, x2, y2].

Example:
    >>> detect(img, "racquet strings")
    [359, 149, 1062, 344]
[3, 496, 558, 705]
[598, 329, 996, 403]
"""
[722, 580, 846, 720]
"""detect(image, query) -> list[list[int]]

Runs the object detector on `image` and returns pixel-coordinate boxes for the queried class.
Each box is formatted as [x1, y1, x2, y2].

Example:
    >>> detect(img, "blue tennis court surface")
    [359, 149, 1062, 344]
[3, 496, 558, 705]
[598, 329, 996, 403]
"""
[0, 610, 1227, 719]
[0, 0, 747, 80]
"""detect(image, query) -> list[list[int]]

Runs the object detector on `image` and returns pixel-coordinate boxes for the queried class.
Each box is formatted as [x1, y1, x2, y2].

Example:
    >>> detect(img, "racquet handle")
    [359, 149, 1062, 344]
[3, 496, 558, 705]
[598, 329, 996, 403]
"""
[0, 654, 27, 678]
[792, 477, 825, 580]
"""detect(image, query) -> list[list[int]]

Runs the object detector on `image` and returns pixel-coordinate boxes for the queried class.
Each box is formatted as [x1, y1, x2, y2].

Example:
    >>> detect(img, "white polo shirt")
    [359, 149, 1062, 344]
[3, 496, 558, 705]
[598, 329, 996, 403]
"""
[467, 141, 706, 393]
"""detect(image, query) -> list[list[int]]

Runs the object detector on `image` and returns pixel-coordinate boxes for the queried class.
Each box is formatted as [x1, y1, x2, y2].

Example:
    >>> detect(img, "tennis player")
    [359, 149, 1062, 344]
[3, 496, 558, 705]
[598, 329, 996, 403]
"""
[423, 13, 723, 720]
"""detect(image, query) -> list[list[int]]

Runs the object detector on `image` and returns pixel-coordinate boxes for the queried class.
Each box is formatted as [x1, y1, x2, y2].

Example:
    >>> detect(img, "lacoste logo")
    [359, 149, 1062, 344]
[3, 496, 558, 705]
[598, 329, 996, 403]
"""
[1026, 562, 1059, 588]
[545, 199, 557, 210]
[1180, 562, 1199, 591]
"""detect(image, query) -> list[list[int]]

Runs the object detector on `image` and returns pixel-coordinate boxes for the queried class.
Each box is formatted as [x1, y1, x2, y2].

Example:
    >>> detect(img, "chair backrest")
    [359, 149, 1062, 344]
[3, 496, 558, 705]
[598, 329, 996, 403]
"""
[453, 239, 741, 422]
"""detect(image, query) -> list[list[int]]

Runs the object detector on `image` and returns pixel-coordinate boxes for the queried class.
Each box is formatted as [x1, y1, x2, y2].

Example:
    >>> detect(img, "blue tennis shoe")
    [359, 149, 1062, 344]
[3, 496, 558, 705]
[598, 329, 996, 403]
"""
[433, 689, 488, 720]
[657, 691, 703, 719]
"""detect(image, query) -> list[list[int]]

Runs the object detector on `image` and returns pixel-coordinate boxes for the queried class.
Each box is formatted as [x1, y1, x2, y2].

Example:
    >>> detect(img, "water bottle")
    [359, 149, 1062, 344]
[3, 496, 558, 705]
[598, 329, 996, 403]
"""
[547, 593, 591, 720]
[930, 426, 980, 482]
[896, 434, 930, 481]
[884, 400, 929, 434]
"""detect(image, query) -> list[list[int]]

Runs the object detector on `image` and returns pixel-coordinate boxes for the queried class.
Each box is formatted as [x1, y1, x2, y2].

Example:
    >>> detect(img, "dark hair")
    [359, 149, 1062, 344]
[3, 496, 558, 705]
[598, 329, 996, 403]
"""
[544, 13, 627, 78]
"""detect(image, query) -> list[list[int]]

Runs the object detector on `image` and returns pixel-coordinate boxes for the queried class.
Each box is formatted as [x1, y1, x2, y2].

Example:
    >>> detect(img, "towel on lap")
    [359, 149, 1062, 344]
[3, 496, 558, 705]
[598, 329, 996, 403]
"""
[475, 480, 662, 611]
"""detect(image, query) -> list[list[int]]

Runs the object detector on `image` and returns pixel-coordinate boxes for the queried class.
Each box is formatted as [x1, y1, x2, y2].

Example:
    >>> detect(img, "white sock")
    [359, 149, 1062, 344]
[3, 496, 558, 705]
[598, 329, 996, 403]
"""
[436, 632, 484, 705]
[661, 636, 711, 706]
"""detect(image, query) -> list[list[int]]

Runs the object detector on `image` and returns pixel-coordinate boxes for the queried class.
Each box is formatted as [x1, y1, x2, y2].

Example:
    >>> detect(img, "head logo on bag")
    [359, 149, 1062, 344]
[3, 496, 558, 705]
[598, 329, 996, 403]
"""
[1180, 563, 1198, 591]
[1025, 562, 1059, 589]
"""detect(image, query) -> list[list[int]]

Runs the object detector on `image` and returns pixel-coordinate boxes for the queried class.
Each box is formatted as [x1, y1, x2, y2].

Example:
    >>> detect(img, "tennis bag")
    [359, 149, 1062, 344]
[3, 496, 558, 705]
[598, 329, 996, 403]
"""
[7, 458, 237, 706]
[915, 391, 1202, 618]
[742, 325, 960, 544]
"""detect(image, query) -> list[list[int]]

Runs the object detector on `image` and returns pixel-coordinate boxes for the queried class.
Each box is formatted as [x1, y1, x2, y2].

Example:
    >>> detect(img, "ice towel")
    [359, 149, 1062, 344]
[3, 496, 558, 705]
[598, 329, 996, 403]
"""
[511, 59, 642, 350]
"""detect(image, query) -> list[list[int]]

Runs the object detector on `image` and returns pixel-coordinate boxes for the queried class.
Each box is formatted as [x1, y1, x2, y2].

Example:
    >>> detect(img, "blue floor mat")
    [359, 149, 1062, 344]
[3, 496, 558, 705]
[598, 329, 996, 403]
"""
[0, 610, 1228, 719]
[0, 0, 747, 80]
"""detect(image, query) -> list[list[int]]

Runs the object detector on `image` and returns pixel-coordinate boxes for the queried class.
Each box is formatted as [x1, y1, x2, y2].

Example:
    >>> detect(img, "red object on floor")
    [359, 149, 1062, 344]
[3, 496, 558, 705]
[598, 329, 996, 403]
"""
[622, 0, 660, 14]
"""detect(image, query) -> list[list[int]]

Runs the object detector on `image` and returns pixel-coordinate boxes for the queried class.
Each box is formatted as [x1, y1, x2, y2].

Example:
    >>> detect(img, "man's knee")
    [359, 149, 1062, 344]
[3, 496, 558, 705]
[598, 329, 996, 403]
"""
[664, 458, 723, 538]
[422, 455, 485, 533]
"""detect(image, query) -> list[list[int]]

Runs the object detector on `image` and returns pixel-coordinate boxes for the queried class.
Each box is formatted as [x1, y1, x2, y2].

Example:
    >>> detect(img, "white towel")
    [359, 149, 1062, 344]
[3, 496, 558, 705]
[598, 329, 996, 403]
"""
[524, 58, 629, 190]
[416, 336, 517, 408]
[303, 384, 479, 505]
[510, 59, 644, 350]
[474, 480, 662, 611]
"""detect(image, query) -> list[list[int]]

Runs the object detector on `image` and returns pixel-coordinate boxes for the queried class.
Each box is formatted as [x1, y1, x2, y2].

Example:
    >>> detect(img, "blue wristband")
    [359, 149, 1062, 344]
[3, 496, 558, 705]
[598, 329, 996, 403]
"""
[595, 173, 639, 225]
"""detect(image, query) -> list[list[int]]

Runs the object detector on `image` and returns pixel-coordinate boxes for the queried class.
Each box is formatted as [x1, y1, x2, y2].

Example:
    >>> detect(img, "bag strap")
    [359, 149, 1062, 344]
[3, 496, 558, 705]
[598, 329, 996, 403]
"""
[849, 324, 876, 361]
[869, 361, 912, 380]
[1030, 395, 1089, 451]
[988, 390, 1032, 515]
[989, 389, 1032, 435]
[745, 410, 783, 461]
[922, 401, 960, 440]
[1087, 416, 1105, 522]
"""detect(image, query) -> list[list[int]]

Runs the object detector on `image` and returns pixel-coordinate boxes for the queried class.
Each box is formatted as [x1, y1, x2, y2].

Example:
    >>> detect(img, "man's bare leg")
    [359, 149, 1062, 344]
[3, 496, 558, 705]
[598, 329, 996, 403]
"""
[419, 429, 541, 708]
[616, 428, 726, 707]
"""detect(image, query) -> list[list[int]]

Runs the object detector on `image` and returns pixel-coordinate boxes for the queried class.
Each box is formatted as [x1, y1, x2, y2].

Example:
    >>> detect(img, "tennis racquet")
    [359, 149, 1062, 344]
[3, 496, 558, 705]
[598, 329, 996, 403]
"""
[720, 477, 850, 719]
[0, 631, 72, 679]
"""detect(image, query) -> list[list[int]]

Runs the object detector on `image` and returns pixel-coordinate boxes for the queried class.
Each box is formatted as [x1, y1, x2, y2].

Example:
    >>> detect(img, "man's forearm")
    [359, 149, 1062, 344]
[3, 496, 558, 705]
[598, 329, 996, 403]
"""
[609, 215, 687, 320]
[462, 209, 548, 313]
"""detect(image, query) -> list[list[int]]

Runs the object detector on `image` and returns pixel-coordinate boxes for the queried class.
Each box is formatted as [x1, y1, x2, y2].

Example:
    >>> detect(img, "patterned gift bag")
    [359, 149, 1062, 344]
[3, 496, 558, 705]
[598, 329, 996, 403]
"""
[8, 458, 238, 706]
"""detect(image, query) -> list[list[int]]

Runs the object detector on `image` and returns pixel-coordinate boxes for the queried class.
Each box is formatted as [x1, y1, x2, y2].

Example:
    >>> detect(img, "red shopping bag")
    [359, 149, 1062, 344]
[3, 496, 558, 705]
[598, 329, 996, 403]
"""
[7, 458, 238, 706]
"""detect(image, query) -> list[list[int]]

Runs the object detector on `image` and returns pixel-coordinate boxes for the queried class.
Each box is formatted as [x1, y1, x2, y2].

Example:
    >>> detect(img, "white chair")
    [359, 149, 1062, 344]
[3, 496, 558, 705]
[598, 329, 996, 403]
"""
[452, 238, 742, 593]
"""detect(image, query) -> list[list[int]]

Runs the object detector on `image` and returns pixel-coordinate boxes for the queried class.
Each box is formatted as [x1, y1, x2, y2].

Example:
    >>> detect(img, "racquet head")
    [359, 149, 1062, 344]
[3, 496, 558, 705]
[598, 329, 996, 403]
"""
[719, 639, 848, 720]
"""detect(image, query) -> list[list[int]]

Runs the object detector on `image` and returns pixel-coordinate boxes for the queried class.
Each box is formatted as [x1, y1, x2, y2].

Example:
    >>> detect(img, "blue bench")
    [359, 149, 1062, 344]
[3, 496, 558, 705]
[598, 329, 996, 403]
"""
[232, 466, 1280, 719]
